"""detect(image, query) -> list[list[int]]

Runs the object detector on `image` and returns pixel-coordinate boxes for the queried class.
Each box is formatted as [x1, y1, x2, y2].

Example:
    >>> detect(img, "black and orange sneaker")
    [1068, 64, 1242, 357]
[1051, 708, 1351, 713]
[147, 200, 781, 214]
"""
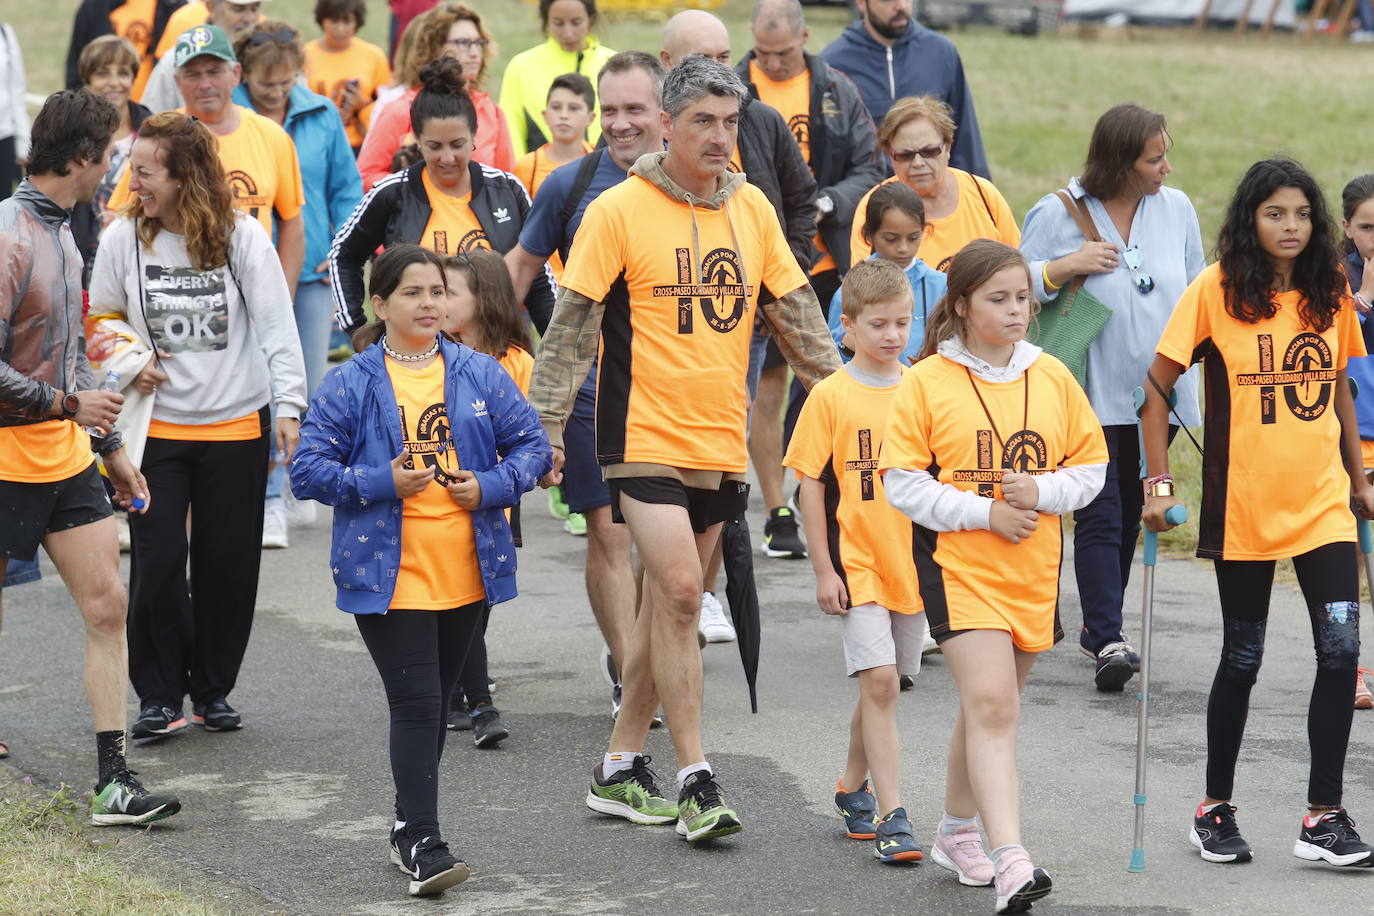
[834, 779, 878, 839]
[1190, 803, 1252, 863]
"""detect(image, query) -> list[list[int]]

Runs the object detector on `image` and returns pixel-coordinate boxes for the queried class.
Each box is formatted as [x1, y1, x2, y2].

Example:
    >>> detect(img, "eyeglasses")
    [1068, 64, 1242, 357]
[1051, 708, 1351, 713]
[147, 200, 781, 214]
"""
[444, 38, 489, 51]
[248, 28, 297, 47]
[890, 143, 944, 163]
[1123, 246, 1154, 295]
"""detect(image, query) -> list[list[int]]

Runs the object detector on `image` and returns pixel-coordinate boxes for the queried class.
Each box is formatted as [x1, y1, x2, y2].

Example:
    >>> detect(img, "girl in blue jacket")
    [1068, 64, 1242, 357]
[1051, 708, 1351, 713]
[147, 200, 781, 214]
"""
[290, 244, 550, 897]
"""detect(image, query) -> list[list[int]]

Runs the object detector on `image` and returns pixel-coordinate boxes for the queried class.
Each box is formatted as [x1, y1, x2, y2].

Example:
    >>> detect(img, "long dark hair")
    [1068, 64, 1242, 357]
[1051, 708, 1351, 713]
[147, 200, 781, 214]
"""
[351, 244, 448, 350]
[443, 250, 533, 358]
[1216, 157, 1345, 332]
[411, 56, 478, 136]
[1341, 174, 1374, 257]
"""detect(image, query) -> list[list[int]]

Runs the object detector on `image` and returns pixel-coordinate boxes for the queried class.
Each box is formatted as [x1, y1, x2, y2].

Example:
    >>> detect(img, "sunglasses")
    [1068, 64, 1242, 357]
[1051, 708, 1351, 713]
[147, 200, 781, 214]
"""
[890, 143, 945, 163]
[1123, 246, 1155, 295]
[248, 28, 297, 47]
[444, 38, 489, 51]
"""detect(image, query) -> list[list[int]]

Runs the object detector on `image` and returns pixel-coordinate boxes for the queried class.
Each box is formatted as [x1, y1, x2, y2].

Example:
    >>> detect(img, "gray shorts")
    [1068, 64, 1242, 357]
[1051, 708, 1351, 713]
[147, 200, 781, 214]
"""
[842, 603, 926, 677]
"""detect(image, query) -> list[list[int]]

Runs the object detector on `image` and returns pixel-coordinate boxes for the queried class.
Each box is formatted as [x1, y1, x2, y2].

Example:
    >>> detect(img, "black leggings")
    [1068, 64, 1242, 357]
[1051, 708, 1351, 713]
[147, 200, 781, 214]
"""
[452, 603, 493, 712]
[1207, 541, 1360, 806]
[356, 602, 484, 838]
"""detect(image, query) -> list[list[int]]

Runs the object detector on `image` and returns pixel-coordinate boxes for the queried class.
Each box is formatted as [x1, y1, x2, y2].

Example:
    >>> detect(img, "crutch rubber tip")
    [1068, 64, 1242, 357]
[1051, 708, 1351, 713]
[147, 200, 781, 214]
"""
[1129, 849, 1146, 873]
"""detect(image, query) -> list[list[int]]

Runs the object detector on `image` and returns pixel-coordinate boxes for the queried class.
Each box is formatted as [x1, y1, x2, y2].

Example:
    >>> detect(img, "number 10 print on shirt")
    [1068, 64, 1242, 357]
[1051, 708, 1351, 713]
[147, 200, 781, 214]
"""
[142, 265, 229, 353]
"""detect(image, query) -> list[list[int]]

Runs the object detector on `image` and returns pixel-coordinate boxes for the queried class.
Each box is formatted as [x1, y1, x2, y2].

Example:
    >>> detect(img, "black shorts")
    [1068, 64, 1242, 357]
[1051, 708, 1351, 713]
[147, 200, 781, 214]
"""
[608, 476, 749, 534]
[0, 463, 113, 559]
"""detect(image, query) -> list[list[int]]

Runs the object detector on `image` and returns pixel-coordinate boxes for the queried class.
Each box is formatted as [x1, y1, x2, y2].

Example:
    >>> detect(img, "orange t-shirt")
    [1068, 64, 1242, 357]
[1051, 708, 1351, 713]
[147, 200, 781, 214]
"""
[302, 38, 392, 149]
[497, 346, 533, 394]
[878, 353, 1107, 652]
[1156, 262, 1365, 561]
[154, 1, 207, 59]
[513, 142, 593, 200]
[784, 367, 920, 614]
[748, 61, 834, 276]
[386, 357, 485, 610]
[851, 171, 1020, 272]
[421, 169, 490, 255]
[147, 412, 261, 442]
[109, 0, 156, 99]
[0, 421, 94, 483]
[559, 174, 807, 472]
[109, 107, 304, 237]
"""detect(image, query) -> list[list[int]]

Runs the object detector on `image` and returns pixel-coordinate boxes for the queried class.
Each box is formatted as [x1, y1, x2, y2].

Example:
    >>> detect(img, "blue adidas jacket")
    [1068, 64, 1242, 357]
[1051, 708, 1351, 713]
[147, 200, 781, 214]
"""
[290, 339, 552, 613]
[234, 83, 362, 285]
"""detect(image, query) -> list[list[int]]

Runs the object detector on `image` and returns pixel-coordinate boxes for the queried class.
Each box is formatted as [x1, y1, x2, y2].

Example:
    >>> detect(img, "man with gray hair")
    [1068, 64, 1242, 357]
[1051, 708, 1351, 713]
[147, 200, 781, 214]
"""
[528, 56, 841, 844]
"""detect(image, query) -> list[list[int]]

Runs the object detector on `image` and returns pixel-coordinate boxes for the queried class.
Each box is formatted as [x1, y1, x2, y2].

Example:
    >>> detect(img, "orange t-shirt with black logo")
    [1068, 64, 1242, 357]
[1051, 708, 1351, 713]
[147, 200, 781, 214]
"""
[1156, 262, 1365, 561]
[0, 421, 94, 483]
[109, 0, 156, 99]
[109, 107, 303, 237]
[878, 353, 1107, 652]
[559, 175, 807, 472]
[850, 172, 1020, 272]
[497, 345, 533, 394]
[386, 358, 484, 610]
[748, 62, 833, 276]
[302, 38, 392, 149]
[784, 367, 920, 614]
[421, 169, 490, 255]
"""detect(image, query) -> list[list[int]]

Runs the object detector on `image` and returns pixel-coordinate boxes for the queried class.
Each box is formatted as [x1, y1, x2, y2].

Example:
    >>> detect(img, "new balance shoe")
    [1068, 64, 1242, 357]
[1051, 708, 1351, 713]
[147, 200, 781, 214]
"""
[930, 824, 995, 886]
[564, 512, 587, 536]
[471, 705, 508, 748]
[1293, 809, 1374, 867]
[873, 808, 924, 863]
[993, 847, 1052, 913]
[698, 591, 736, 644]
[91, 770, 182, 826]
[833, 779, 877, 839]
[585, 755, 678, 824]
[1079, 639, 1140, 670]
[762, 506, 807, 558]
[547, 485, 570, 520]
[130, 703, 188, 739]
[1190, 803, 1253, 863]
[447, 700, 472, 732]
[1356, 668, 1373, 710]
[399, 833, 469, 896]
[1093, 642, 1136, 692]
[192, 698, 242, 731]
[676, 770, 743, 842]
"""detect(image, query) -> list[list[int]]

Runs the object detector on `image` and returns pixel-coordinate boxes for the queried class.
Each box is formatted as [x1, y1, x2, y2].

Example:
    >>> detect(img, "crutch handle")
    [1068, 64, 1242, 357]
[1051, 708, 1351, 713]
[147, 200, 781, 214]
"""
[1143, 507, 1187, 567]
[1165, 505, 1188, 526]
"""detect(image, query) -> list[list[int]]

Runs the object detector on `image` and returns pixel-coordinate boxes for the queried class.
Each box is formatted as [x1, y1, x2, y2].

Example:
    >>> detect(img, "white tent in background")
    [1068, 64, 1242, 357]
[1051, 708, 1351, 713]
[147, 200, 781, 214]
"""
[1061, 0, 1298, 28]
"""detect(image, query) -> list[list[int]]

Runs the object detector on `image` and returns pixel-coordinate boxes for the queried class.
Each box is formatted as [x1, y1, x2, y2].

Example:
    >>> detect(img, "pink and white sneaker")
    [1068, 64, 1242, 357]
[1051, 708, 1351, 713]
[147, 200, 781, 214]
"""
[993, 845, 1052, 913]
[930, 824, 994, 886]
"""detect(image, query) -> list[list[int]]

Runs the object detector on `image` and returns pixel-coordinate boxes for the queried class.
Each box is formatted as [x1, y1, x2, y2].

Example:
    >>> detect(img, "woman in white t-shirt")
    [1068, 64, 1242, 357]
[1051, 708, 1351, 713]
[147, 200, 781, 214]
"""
[87, 111, 307, 741]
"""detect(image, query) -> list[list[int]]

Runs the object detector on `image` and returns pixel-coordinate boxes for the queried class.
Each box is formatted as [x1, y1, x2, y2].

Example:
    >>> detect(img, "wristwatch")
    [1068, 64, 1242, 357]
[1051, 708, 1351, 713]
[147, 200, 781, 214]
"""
[816, 194, 834, 216]
[1146, 478, 1174, 498]
[61, 393, 80, 418]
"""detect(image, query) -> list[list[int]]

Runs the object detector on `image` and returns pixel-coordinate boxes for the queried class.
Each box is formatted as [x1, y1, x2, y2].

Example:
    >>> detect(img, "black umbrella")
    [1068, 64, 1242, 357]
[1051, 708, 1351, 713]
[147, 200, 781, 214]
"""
[720, 501, 761, 714]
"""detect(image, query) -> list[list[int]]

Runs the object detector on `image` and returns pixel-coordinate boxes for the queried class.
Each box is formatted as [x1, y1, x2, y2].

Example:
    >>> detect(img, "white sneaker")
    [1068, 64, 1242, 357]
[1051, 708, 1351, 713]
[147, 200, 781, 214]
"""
[698, 591, 736, 644]
[116, 513, 131, 553]
[283, 491, 317, 527]
[262, 502, 289, 549]
[920, 617, 941, 656]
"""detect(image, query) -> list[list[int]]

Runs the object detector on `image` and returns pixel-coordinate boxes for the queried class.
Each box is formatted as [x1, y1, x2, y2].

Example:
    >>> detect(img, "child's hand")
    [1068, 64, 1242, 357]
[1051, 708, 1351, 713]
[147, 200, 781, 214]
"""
[1001, 472, 1039, 511]
[391, 451, 432, 497]
[446, 469, 482, 509]
[989, 499, 1038, 544]
[816, 569, 850, 616]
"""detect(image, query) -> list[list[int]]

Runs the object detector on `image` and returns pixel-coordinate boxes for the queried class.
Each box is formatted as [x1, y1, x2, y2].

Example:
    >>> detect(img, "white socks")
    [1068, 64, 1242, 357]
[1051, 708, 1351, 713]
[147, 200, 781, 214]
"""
[603, 752, 637, 778]
[676, 761, 712, 792]
[990, 843, 1025, 873]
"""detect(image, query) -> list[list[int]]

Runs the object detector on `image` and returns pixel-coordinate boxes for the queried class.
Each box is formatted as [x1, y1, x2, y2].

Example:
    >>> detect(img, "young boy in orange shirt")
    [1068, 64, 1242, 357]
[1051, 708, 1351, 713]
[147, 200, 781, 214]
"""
[512, 73, 596, 200]
[783, 259, 925, 864]
[303, 0, 392, 151]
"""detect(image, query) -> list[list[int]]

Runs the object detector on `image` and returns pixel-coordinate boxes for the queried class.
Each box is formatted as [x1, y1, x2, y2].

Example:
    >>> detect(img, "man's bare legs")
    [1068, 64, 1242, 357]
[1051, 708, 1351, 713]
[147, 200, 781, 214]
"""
[583, 505, 636, 672]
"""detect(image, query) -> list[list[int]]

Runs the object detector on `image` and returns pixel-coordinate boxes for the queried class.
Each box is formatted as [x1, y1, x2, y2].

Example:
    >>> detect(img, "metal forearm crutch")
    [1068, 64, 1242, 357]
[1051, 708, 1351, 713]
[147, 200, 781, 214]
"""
[1130, 386, 1188, 873]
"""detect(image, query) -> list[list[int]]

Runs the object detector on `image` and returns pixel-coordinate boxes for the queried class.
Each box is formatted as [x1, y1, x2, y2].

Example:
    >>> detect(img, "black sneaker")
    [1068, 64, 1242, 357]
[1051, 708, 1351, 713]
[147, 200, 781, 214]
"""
[91, 770, 182, 826]
[399, 833, 470, 896]
[762, 507, 807, 558]
[899, 674, 915, 691]
[1293, 809, 1374, 867]
[447, 700, 472, 732]
[130, 704, 188, 739]
[471, 705, 508, 748]
[1190, 803, 1253, 863]
[1093, 642, 1136, 692]
[192, 698, 242, 731]
[388, 825, 409, 873]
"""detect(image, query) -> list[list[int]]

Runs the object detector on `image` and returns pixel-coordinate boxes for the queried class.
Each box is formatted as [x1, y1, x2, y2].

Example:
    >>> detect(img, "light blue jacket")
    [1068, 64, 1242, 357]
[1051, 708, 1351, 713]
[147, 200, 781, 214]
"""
[827, 255, 948, 365]
[290, 339, 552, 613]
[233, 83, 362, 285]
[1020, 178, 1204, 427]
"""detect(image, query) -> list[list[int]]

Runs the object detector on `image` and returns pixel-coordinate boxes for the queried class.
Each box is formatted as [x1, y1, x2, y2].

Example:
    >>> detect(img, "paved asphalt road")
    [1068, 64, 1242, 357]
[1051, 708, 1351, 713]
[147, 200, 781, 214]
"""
[4, 491, 1374, 915]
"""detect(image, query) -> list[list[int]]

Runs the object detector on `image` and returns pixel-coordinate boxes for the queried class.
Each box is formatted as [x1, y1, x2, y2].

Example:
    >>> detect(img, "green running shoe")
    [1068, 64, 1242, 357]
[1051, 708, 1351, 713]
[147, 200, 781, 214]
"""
[585, 755, 678, 825]
[564, 512, 587, 536]
[91, 770, 181, 826]
[675, 770, 742, 842]
[548, 485, 570, 520]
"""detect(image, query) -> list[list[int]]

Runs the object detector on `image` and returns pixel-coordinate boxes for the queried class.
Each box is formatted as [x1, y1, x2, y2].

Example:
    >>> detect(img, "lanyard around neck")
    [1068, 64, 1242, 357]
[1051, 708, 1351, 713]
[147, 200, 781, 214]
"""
[964, 365, 1029, 459]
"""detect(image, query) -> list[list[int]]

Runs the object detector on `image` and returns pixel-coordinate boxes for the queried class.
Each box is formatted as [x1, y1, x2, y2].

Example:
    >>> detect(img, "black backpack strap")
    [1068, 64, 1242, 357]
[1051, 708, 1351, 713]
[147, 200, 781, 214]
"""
[556, 149, 605, 259]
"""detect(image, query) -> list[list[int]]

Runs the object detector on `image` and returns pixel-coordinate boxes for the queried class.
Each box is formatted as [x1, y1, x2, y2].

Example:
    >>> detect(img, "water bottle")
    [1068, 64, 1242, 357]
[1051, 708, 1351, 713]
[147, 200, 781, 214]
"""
[86, 372, 121, 439]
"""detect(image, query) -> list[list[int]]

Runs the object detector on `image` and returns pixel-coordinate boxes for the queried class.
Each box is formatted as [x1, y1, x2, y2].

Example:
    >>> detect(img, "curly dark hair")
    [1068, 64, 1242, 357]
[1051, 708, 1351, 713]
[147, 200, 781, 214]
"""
[26, 90, 118, 178]
[1216, 157, 1345, 333]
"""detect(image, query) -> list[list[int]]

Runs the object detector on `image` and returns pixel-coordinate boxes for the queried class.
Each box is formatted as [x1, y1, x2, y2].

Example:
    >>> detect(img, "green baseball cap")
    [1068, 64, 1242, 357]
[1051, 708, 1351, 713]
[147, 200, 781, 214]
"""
[173, 25, 237, 70]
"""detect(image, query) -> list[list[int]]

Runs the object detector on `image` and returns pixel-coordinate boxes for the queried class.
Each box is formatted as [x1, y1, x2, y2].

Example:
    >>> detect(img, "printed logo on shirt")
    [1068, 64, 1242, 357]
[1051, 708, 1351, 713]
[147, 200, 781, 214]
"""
[493, 207, 511, 223]
[787, 113, 811, 151]
[951, 428, 1051, 497]
[1237, 332, 1335, 423]
[398, 401, 461, 485]
[843, 428, 880, 500]
[429, 229, 490, 255]
[142, 265, 230, 353]
[652, 247, 755, 335]
[225, 169, 270, 222]
[123, 21, 150, 48]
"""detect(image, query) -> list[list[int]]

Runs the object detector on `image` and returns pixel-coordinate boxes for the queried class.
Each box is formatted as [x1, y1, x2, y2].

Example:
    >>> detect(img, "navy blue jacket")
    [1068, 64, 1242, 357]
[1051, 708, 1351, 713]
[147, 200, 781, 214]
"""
[290, 339, 552, 613]
[820, 19, 989, 180]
